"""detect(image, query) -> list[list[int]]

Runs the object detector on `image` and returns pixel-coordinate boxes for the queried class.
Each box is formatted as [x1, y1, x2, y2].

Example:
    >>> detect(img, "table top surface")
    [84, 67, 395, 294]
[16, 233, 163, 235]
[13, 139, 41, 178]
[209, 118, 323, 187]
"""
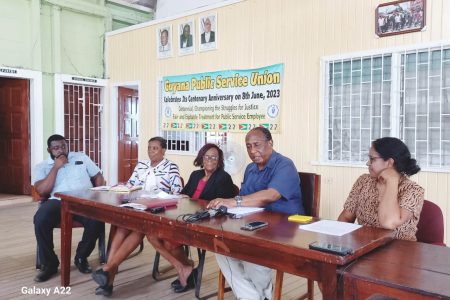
[56, 189, 393, 266]
[339, 239, 450, 297]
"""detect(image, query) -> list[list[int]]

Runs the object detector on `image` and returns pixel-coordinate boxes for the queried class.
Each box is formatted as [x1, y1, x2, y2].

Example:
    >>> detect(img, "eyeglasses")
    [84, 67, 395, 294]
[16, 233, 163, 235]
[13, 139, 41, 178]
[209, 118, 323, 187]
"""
[367, 156, 383, 164]
[203, 155, 218, 161]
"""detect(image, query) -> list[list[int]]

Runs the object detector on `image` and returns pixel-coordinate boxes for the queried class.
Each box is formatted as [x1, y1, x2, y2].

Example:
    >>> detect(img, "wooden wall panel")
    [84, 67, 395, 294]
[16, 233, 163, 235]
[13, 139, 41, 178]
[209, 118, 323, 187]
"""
[106, 0, 450, 243]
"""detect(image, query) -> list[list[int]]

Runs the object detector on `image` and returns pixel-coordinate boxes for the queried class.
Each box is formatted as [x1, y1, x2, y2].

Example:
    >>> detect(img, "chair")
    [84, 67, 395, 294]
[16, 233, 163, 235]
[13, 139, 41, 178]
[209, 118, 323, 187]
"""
[32, 185, 107, 269]
[152, 183, 239, 299]
[217, 172, 321, 300]
[416, 200, 446, 246]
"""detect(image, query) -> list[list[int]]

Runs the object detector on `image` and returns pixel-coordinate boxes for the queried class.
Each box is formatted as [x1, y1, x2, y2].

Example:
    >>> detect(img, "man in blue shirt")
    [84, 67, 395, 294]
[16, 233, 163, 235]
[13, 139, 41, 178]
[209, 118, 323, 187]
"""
[208, 127, 303, 299]
[33, 134, 105, 282]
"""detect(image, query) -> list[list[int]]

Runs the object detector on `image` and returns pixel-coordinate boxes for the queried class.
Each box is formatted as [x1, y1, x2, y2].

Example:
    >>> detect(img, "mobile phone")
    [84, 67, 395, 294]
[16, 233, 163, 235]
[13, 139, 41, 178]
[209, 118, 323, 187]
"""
[308, 241, 353, 256]
[240, 221, 268, 231]
[148, 206, 165, 214]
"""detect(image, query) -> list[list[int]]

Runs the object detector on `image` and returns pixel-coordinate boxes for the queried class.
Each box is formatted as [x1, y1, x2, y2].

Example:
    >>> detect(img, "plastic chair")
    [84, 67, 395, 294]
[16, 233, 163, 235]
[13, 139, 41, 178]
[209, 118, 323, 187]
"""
[152, 183, 239, 299]
[217, 172, 321, 300]
[32, 185, 106, 269]
[416, 200, 446, 246]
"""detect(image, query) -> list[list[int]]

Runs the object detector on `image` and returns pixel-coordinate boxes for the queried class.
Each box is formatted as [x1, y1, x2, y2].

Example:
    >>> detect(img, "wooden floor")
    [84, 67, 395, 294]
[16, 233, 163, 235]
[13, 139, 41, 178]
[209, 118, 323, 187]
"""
[0, 194, 322, 300]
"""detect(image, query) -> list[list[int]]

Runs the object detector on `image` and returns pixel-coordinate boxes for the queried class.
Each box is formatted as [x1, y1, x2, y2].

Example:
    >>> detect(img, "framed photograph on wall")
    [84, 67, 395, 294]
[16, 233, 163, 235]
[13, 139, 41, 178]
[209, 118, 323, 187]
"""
[157, 25, 173, 59]
[375, 0, 426, 37]
[199, 13, 217, 52]
[178, 20, 195, 56]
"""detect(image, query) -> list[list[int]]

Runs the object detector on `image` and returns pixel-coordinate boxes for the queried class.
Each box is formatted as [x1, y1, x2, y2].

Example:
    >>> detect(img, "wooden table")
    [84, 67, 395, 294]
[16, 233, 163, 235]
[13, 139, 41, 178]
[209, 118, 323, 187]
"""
[57, 189, 393, 300]
[338, 239, 450, 299]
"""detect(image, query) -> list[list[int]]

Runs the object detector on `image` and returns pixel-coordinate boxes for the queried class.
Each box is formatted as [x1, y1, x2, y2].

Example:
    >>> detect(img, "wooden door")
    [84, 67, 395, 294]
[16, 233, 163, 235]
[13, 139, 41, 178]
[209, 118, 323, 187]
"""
[118, 87, 139, 183]
[0, 78, 30, 194]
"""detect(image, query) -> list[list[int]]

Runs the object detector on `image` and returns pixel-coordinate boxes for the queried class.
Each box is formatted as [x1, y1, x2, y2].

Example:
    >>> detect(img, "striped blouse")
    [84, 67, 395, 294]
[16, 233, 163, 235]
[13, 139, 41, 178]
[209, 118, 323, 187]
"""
[127, 158, 183, 194]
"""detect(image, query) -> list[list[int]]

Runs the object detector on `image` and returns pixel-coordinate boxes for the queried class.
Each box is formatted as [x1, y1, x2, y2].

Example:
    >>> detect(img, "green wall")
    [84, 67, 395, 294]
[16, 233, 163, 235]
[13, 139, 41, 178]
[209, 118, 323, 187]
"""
[0, 0, 153, 153]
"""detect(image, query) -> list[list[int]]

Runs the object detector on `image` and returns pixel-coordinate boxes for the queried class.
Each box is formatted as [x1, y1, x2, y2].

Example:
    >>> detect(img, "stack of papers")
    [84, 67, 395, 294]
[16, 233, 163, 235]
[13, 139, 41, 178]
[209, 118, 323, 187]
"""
[299, 220, 362, 236]
[90, 185, 142, 193]
[90, 185, 110, 191]
[110, 185, 142, 193]
[227, 207, 264, 218]
[138, 191, 183, 199]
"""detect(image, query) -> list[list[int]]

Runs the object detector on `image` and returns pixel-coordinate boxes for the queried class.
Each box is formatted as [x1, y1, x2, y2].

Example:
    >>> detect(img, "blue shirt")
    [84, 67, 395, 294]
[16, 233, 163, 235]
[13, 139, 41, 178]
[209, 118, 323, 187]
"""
[33, 152, 101, 199]
[240, 151, 303, 215]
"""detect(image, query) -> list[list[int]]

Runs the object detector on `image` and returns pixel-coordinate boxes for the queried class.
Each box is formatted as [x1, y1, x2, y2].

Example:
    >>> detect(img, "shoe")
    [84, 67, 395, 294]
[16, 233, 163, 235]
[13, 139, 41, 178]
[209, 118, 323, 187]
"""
[34, 265, 58, 282]
[95, 285, 113, 296]
[171, 278, 181, 289]
[74, 257, 92, 274]
[174, 268, 197, 293]
[92, 268, 109, 287]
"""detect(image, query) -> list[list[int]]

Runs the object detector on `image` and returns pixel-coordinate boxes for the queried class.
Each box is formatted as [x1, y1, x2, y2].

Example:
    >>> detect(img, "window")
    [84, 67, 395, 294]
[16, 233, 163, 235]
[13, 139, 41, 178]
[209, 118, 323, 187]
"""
[323, 44, 450, 170]
[161, 130, 227, 154]
[157, 80, 227, 155]
[64, 84, 102, 167]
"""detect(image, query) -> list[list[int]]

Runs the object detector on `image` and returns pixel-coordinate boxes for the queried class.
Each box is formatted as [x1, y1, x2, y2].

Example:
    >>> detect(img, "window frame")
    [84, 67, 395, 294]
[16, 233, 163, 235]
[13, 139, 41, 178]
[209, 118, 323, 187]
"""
[319, 40, 450, 173]
[156, 79, 227, 156]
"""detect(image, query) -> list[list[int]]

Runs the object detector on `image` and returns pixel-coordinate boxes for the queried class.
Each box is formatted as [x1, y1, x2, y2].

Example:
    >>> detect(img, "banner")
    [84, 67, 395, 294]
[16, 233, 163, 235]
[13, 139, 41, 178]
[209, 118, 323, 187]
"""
[161, 63, 283, 133]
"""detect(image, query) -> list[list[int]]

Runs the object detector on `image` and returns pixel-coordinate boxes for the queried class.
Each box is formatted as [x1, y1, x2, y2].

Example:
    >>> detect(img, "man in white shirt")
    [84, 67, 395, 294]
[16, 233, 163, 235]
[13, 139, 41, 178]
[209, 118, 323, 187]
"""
[159, 29, 171, 52]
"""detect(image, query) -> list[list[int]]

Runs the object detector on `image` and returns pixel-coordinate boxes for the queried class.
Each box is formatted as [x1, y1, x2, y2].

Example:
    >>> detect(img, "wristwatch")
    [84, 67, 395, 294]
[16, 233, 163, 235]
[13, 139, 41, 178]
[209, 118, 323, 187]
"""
[235, 195, 242, 207]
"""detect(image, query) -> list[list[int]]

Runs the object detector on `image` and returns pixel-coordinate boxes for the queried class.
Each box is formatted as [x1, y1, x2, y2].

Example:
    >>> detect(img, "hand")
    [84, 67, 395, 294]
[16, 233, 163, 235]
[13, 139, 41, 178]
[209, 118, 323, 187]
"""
[207, 198, 235, 209]
[376, 168, 400, 195]
[54, 154, 68, 169]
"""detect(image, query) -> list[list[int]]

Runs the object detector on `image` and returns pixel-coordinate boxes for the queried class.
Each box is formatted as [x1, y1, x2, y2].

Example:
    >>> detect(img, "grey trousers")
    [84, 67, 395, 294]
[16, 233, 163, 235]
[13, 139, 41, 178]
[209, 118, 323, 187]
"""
[215, 253, 273, 300]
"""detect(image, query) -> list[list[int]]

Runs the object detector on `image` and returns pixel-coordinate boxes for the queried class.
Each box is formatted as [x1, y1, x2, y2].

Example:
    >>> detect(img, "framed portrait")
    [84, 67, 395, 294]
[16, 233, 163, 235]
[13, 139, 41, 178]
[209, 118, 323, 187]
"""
[157, 25, 173, 59]
[199, 13, 217, 52]
[178, 20, 195, 56]
[375, 0, 426, 37]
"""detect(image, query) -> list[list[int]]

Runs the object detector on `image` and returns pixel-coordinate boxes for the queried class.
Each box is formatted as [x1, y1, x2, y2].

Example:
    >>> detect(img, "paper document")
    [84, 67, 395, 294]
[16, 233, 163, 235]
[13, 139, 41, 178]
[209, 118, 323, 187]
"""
[119, 203, 147, 211]
[90, 185, 111, 191]
[109, 185, 142, 193]
[227, 207, 264, 218]
[299, 220, 362, 236]
[138, 191, 183, 199]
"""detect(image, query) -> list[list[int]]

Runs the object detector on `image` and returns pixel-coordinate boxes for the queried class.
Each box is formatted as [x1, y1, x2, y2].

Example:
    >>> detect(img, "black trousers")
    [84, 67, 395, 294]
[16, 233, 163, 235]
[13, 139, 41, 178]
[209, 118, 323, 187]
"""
[33, 199, 103, 268]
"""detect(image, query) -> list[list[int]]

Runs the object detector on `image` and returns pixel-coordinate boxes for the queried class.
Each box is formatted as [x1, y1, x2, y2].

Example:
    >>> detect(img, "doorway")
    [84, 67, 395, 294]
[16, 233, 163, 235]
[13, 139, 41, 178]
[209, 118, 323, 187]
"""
[0, 78, 30, 194]
[117, 87, 139, 183]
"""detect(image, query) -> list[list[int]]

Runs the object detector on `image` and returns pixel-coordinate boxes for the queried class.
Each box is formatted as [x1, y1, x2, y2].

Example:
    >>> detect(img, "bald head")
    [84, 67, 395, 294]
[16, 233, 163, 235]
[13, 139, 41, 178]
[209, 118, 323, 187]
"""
[245, 128, 273, 169]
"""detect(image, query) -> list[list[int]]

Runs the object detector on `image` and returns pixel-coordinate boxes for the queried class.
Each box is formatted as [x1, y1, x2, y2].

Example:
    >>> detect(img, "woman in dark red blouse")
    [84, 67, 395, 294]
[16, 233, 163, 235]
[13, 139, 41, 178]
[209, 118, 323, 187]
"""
[148, 143, 236, 293]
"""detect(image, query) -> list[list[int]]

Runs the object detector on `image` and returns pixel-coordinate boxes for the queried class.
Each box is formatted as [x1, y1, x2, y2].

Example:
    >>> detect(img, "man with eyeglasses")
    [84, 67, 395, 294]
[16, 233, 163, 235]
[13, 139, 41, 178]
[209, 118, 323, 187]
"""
[33, 134, 105, 282]
[208, 127, 304, 300]
[201, 17, 215, 44]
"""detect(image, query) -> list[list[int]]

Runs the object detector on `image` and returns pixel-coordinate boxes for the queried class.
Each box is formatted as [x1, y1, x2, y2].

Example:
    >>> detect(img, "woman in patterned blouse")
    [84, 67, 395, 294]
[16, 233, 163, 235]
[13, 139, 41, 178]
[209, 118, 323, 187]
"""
[91, 137, 183, 296]
[338, 137, 424, 241]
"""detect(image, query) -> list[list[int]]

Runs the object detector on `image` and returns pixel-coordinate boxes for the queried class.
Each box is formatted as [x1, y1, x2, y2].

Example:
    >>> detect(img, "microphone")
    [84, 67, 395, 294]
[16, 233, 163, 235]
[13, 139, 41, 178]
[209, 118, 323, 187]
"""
[187, 205, 228, 222]
[209, 205, 228, 217]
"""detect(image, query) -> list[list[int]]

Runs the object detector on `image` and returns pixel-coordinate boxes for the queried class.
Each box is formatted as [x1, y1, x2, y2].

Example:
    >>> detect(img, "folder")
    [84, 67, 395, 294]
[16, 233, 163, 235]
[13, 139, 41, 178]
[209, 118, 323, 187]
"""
[288, 214, 313, 223]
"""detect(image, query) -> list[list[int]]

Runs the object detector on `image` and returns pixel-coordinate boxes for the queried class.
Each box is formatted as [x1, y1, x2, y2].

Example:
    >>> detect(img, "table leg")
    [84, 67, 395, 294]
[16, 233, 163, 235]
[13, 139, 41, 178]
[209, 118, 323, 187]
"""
[320, 265, 337, 300]
[60, 200, 73, 287]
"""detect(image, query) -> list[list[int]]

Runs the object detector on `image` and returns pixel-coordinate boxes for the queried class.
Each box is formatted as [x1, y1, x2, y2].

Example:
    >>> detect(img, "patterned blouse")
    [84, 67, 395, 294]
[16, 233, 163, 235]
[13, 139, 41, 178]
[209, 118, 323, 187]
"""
[343, 174, 424, 241]
[127, 159, 183, 194]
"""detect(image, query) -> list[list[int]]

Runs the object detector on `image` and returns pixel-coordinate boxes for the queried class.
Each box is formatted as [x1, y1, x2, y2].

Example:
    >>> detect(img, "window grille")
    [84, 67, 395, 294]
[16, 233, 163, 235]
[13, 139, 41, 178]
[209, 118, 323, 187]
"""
[157, 80, 227, 154]
[323, 44, 450, 169]
[64, 84, 102, 167]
